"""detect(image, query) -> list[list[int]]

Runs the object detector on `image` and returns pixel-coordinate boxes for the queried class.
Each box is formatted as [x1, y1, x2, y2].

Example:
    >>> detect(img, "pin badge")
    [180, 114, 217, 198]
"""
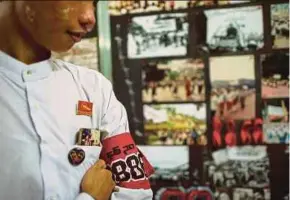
[76, 128, 101, 146]
[77, 101, 93, 116]
[68, 147, 85, 166]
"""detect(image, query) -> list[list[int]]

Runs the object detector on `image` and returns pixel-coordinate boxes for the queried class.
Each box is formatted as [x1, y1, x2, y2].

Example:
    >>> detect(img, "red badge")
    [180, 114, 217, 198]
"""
[77, 101, 93, 116]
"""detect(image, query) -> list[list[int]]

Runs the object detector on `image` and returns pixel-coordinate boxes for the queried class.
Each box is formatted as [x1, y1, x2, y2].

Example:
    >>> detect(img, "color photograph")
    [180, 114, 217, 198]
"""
[271, 3, 289, 49]
[261, 52, 289, 99]
[262, 98, 289, 123]
[127, 12, 188, 58]
[142, 59, 205, 103]
[263, 123, 289, 144]
[143, 103, 207, 145]
[210, 55, 256, 120]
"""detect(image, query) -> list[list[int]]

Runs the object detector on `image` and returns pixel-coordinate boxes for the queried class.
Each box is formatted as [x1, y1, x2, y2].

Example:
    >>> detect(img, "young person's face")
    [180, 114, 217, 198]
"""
[14, 1, 96, 52]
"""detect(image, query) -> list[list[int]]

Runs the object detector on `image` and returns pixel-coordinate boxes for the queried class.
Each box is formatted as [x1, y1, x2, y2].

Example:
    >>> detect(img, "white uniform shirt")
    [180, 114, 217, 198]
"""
[0, 51, 152, 200]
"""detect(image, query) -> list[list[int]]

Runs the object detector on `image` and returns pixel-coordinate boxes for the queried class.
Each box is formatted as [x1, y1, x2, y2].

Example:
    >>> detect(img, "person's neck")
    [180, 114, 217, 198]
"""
[0, 2, 51, 65]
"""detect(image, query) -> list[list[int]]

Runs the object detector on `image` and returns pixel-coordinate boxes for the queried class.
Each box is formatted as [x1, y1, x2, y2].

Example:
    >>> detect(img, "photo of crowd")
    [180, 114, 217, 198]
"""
[233, 188, 270, 200]
[261, 52, 289, 99]
[143, 103, 207, 145]
[52, 37, 98, 71]
[138, 146, 189, 181]
[199, 5, 264, 53]
[127, 12, 188, 58]
[109, 0, 215, 16]
[210, 55, 256, 120]
[271, 3, 289, 49]
[263, 123, 289, 144]
[142, 59, 205, 103]
[204, 146, 270, 190]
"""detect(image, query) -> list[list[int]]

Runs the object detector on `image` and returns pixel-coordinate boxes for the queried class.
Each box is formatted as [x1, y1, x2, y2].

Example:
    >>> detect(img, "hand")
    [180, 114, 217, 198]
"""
[81, 159, 116, 200]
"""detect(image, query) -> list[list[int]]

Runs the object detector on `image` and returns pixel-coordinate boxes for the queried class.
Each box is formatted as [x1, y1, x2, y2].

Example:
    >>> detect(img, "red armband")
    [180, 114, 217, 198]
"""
[100, 133, 154, 189]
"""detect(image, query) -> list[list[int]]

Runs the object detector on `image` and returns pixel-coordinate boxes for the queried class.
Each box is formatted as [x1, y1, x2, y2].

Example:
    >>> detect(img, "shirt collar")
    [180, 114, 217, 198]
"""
[0, 50, 54, 80]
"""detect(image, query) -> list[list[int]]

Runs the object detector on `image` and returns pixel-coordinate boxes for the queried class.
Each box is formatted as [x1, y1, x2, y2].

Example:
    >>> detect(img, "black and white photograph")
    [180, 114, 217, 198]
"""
[263, 123, 289, 144]
[142, 59, 205, 103]
[261, 52, 289, 99]
[233, 188, 271, 200]
[138, 146, 189, 181]
[127, 12, 188, 59]
[214, 188, 232, 200]
[210, 55, 256, 120]
[262, 98, 289, 123]
[143, 103, 207, 145]
[271, 3, 289, 49]
[204, 146, 270, 190]
[195, 5, 264, 53]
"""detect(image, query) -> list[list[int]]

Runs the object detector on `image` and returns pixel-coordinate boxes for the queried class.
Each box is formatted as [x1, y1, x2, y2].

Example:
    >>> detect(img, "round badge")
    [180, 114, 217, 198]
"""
[68, 147, 85, 166]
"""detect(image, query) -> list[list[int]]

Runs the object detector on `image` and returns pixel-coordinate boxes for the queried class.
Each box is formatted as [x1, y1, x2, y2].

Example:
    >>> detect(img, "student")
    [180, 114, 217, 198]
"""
[0, 1, 153, 200]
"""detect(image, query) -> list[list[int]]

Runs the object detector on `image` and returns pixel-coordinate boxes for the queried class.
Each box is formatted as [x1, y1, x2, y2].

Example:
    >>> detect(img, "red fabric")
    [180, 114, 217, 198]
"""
[240, 120, 252, 144]
[187, 190, 212, 200]
[160, 189, 186, 200]
[100, 133, 153, 189]
[225, 120, 237, 146]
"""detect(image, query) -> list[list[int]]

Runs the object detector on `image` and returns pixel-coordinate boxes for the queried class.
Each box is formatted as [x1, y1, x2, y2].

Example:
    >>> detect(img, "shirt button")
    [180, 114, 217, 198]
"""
[26, 70, 33, 75]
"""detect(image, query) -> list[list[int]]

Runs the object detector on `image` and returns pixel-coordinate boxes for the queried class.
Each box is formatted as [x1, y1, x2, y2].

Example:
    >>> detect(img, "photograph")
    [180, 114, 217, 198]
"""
[214, 189, 232, 200]
[212, 118, 264, 149]
[217, 0, 255, 5]
[143, 103, 207, 145]
[210, 55, 256, 120]
[127, 12, 188, 58]
[204, 146, 270, 190]
[109, 0, 215, 16]
[138, 146, 189, 181]
[262, 98, 289, 123]
[261, 52, 289, 99]
[52, 37, 98, 71]
[195, 5, 264, 53]
[155, 186, 214, 200]
[271, 3, 289, 49]
[263, 123, 289, 144]
[233, 188, 270, 200]
[142, 59, 205, 103]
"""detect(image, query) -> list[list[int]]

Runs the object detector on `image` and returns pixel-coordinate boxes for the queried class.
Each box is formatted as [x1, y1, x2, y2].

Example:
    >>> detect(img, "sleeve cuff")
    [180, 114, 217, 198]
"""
[75, 193, 95, 200]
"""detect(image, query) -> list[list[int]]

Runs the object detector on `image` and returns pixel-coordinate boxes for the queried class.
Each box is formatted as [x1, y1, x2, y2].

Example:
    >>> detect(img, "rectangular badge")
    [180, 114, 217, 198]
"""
[77, 101, 93, 116]
[76, 128, 101, 146]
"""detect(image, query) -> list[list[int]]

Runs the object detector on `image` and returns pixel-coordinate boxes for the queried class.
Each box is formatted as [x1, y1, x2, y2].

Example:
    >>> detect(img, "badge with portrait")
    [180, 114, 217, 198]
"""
[76, 128, 102, 146]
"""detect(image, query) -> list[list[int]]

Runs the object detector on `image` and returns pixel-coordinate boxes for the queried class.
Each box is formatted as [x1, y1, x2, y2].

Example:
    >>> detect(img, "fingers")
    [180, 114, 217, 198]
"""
[113, 187, 119, 192]
[94, 159, 106, 169]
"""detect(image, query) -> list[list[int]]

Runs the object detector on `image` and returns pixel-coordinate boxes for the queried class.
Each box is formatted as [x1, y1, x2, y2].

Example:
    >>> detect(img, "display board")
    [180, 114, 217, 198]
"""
[110, 0, 289, 199]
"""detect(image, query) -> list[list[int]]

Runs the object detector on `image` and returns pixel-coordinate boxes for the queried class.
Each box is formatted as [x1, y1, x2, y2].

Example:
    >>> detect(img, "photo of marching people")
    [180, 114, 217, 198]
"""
[127, 12, 188, 59]
[263, 123, 289, 144]
[262, 98, 289, 123]
[204, 146, 270, 193]
[109, 0, 215, 16]
[142, 59, 205, 103]
[195, 5, 264, 54]
[210, 55, 256, 120]
[143, 103, 207, 145]
[261, 52, 289, 99]
[211, 118, 264, 150]
[233, 188, 271, 200]
[138, 146, 190, 181]
[217, 0, 255, 6]
[271, 3, 289, 49]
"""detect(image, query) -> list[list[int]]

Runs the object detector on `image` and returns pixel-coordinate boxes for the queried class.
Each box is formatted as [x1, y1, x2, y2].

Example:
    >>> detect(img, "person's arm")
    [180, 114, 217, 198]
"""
[99, 76, 153, 200]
